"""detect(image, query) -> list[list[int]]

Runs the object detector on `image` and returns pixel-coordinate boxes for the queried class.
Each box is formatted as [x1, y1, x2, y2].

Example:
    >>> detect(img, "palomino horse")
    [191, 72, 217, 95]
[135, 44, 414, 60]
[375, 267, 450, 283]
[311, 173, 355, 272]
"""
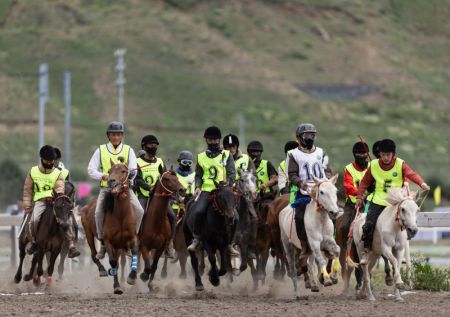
[184, 181, 236, 291]
[279, 175, 340, 298]
[15, 182, 75, 285]
[139, 168, 185, 290]
[82, 161, 138, 294]
[233, 169, 258, 274]
[352, 188, 419, 301]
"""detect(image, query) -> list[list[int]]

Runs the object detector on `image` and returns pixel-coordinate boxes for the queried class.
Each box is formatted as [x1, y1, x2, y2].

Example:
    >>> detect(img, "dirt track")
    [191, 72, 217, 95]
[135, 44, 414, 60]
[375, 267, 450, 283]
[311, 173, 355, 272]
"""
[1, 263, 450, 317]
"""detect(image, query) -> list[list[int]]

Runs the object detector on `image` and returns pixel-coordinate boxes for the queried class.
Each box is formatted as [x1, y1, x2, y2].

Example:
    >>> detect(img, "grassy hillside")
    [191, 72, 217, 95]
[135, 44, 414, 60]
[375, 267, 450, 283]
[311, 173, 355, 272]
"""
[0, 0, 449, 200]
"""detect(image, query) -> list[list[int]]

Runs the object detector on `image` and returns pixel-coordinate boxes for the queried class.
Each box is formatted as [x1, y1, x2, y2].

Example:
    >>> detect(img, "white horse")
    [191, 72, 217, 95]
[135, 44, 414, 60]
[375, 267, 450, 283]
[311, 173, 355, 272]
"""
[279, 175, 341, 298]
[352, 188, 419, 301]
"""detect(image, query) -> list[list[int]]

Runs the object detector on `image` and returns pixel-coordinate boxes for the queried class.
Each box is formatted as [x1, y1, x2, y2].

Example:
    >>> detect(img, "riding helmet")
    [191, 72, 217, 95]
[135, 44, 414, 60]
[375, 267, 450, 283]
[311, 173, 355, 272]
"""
[204, 126, 222, 139]
[178, 150, 194, 161]
[54, 147, 62, 159]
[39, 145, 57, 160]
[372, 140, 381, 158]
[247, 140, 263, 152]
[295, 123, 317, 137]
[106, 121, 124, 134]
[223, 134, 239, 148]
[352, 141, 369, 154]
[141, 135, 159, 147]
[378, 139, 396, 153]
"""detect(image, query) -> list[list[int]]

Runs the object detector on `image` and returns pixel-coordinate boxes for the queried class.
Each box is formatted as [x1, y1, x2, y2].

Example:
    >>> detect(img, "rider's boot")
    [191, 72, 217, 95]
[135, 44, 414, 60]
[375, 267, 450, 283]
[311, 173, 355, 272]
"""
[187, 235, 201, 252]
[299, 240, 310, 267]
[96, 239, 106, 259]
[228, 243, 240, 256]
[165, 240, 176, 259]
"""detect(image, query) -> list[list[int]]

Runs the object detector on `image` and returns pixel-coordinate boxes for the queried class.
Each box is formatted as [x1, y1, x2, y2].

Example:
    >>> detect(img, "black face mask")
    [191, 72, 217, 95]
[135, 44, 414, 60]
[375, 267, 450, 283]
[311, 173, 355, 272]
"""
[207, 143, 220, 152]
[250, 153, 261, 161]
[41, 160, 54, 170]
[144, 147, 157, 156]
[354, 156, 369, 169]
[301, 138, 314, 149]
[180, 165, 191, 171]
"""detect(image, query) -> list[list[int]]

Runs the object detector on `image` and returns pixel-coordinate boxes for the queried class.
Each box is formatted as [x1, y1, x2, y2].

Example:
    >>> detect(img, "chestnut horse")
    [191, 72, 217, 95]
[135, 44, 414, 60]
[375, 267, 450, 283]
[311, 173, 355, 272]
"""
[82, 161, 138, 294]
[139, 168, 185, 291]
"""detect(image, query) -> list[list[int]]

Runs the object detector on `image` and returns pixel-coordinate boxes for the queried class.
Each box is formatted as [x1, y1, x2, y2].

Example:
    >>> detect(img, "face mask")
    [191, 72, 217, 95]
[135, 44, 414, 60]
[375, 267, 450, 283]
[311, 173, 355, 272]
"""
[207, 143, 220, 152]
[180, 165, 191, 171]
[250, 153, 261, 161]
[145, 147, 157, 156]
[354, 156, 369, 169]
[41, 160, 54, 170]
[301, 138, 314, 149]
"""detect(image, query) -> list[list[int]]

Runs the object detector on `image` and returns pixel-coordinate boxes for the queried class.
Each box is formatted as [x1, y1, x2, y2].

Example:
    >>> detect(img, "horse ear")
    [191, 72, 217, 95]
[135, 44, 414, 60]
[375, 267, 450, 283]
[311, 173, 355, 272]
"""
[52, 189, 57, 198]
[170, 164, 174, 172]
[110, 158, 115, 167]
[117, 156, 124, 163]
[330, 174, 339, 185]
[312, 175, 320, 184]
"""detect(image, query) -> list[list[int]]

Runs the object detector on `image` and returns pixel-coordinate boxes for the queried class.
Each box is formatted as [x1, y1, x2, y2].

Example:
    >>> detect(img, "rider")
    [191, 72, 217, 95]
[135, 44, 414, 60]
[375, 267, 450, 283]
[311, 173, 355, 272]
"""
[134, 134, 176, 258]
[356, 138, 430, 264]
[24, 145, 80, 258]
[247, 141, 278, 194]
[172, 150, 196, 217]
[223, 133, 257, 259]
[187, 126, 239, 255]
[341, 141, 370, 240]
[278, 141, 298, 195]
[87, 121, 144, 259]
[287, 123, 328, 257]
[53, 147, 70, 181]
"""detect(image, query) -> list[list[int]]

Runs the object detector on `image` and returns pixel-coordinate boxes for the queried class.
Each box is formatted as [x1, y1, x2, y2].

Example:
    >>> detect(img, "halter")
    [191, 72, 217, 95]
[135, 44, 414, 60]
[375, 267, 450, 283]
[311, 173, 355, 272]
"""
[307, 179, 328, 211]
[395, 197, 414, 231]
[207, 185, 236, 216]
[153, 171, 179, 201]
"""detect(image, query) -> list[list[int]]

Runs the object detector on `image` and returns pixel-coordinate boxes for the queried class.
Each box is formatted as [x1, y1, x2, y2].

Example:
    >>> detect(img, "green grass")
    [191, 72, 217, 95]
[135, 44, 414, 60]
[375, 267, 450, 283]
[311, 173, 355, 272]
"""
[0, 0, 449, 203]
[401, 255, 450, 291]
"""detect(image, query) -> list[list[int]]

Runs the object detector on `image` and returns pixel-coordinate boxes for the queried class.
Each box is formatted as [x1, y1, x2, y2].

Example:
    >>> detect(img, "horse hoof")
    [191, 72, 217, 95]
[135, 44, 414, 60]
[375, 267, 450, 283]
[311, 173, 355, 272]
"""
[209, 276, 220, 287]
[396, 283, 405, 290]
[33, 275, 41, 286]
[385, 275, 394, 286]
[161, 270, 168, 279]
[369, 296, 376, 301]
[240, 264, 248, 272]
[310, 285, 319, 292]
[395, 297, 404, 302]
[23, 274, 32, 282]
[127, 276, 136, 285]
[140, 272, 149, 282]
[324, 279, 333, 287]
[232, 268, 240, 276]
[331, 276, 338, 284]
[305, 280, 311, 289]
[14, 274, 21, 284]
[196, 284, 204, 291]
[99, 270, 108, 277]
[179, 273, 187, 279]
[218, 269, 227, 277]
[47, 276, 52, 286]
[114, 287, 123, 295]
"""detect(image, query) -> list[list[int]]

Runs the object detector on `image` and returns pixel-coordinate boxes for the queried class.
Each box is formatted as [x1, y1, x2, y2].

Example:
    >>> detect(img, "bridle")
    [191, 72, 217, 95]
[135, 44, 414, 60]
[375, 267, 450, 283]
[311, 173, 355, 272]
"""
[395, 197, 414, 231]
[52, 194, 73, 225]
[208, 184, 235, 216]
[154, 171, 177, 199]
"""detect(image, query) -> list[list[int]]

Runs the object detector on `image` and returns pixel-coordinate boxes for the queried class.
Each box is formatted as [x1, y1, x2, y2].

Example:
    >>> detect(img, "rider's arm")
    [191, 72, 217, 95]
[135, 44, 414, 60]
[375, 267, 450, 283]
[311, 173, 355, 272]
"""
[87, 148, 104, 181]
[195, 163, 203, 190]
[134, 169, 151, 191]
[402, 162, 424, 187]
[225, 153, 235, 186]
[127, 148, 138, 181]
[343, 168, 358, 198]
[287, 152, 302, 187]
[22, 173, 33, 211]
[266, 161, 278, 187]
[356, 167, 374, 200]
[278, 164, 287, 191]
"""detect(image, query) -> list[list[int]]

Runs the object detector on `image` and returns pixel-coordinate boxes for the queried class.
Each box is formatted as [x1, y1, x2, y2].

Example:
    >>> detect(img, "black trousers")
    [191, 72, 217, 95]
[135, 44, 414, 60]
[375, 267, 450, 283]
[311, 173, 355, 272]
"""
[191, 192, 211, 236]
[341, 200, 357, 240]
[295, 204, 307, 241]
[362, 202, 385, 249]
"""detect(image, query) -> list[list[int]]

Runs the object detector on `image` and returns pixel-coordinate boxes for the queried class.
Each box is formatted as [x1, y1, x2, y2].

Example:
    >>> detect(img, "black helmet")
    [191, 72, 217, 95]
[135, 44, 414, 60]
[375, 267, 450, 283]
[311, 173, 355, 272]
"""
[54, 147, 62, 159]
[295, 123, 317, 137]
[141, 135, 159, 148]
[39, 145, 57, 160]
[284, 141, 298, 154]
[352, 141, 369, 154]
[106, 121, 124, 134]
[247, 140, 263, 152]
[223, 134, 239, 148]
[378, 139, 396, 153]
[372, 140, 381, 159]
[177, 150, 194, 161]
[204, 126, 221, 139]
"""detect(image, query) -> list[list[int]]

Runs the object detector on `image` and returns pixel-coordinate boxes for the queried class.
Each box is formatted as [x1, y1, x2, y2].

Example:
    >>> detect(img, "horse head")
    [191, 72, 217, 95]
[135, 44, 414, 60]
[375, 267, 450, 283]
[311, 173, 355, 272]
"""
[159, 167, 186, 202]
[213, 180, 236, 218]
[107, 159, 129, 196]
[52, 190, 73, 231]
[386, 188, 419, 238]
[236, 169, 257, 202]
[312, 174, 340, 220]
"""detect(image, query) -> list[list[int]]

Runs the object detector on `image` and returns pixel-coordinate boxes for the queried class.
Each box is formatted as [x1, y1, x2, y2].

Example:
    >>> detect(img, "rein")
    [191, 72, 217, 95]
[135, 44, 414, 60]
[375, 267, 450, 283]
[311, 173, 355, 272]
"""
[153, 171, 178, 200]
[307, 180, 327, 211]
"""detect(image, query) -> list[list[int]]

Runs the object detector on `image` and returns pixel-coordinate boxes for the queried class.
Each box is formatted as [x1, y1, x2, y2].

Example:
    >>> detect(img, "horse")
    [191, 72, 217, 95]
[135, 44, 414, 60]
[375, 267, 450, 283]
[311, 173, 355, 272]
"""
[81, 160, 138, 294]
[279, 175, 340, 298]
[351, 188, 419, 301]
[139, 168, 185, 291]
[14, 182, 75, 285]
[184, 181, 236, 291]
[232, 169, 258, 274]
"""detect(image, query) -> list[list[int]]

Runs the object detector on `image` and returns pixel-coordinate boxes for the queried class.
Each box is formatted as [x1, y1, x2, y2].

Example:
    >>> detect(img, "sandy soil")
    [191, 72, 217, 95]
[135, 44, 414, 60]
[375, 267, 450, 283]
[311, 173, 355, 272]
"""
[1, 258, 450, 317]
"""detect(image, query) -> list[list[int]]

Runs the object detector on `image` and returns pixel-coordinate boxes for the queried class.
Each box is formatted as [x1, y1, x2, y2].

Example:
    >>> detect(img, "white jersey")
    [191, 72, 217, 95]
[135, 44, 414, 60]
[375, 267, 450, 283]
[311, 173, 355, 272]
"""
[287, 147, 327, 195]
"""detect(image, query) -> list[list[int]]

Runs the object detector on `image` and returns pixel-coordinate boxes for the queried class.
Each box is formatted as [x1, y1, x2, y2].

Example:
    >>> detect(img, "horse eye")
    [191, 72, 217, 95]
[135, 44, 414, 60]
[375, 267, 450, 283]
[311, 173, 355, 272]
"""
[320, 190, 324, 195]
[401, 207, 405, 213]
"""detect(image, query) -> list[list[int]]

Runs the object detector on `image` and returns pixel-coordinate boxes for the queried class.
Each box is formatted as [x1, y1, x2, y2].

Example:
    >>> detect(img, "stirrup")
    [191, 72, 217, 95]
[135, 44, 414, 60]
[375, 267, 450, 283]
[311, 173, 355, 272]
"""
[187, 238, 200, 252]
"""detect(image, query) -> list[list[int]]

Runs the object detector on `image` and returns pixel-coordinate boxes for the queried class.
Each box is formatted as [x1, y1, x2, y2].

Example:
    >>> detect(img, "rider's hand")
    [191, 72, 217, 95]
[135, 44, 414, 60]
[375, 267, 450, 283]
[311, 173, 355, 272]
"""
[101, 174, 108, 181]
[260, 183, 267, 192]
[355, 198, 363, 212]
[194, 188, 201, 197]
[421, 182, 430, 191]
[300, 182, 308, 191]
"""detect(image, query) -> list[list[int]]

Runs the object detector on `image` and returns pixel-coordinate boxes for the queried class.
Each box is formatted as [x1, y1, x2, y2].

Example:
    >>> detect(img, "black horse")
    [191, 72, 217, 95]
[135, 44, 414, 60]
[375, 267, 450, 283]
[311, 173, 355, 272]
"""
[184, 181, 236, 291]
[15, 182, 75, 285]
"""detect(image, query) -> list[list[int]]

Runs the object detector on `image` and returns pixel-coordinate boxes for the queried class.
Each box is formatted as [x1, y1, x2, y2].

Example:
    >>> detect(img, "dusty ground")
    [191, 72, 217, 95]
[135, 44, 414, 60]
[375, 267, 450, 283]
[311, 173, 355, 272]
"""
[1, 259, 450, 317]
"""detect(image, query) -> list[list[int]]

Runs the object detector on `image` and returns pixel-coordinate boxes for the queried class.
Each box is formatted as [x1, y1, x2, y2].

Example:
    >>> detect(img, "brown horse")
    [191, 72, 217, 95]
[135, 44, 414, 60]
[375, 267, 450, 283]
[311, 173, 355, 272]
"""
[139, 168, 185, 290]
[82, 161, 138, 294]
[15, 182, 75, 285]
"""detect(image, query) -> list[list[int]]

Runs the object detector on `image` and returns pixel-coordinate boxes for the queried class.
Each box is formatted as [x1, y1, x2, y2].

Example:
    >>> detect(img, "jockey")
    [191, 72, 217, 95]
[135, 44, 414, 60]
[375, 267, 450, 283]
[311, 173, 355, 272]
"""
[356, 139, 429, 264]
[24, 145, 80, 258]
[341, 141, 370, 240]
[87, 121, 144, 260]
[134, 134, 176, 258]
[247, 141, 278, 194]
[287, 123, 328, 257]
[172, 150, 196, 216]
[223, 133, 257, 259]
[53, 147, 70, 181]
[278, 141, 298, 195]
[187, 126, 239, 255]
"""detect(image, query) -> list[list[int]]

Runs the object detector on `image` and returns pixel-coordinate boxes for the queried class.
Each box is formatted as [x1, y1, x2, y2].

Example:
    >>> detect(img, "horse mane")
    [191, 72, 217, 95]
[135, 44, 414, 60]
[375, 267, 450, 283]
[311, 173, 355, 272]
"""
[386, 187, 407, 205]
[104, 191, 115, 214]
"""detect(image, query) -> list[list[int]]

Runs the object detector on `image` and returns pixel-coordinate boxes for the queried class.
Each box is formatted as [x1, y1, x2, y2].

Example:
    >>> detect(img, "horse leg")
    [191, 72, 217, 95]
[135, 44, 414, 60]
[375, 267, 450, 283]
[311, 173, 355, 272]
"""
[340, 243, 351, 295]
[310, 240, 332, 287]
[148, 248, 164, 291]
[86, 232, 107, 277]
[189, 250, 204, 291]
[161, 256, 168, 279]
[14, 240, 27, 283]
[199, 250, 206, 276]
[179, 251, 187, 279]
[218, 247, 228, 277]
[108, 249, 122, 295]
[405, 240, 412, 288]
[204, 245, 220, 287]
[330, 257, 339, 284]
[391, 246, 406, 301]
[139, 246, 151, 282]
[382, 255, 394, 286]
[57, 242, 69, 280]
[34, 251, 45, 286]
[281, 236, 300, 299]
[46, 250, 59, 286]
[24, 253, 38, 282]
[126, 239, 138, 285]
[120, 253, 126, 284]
